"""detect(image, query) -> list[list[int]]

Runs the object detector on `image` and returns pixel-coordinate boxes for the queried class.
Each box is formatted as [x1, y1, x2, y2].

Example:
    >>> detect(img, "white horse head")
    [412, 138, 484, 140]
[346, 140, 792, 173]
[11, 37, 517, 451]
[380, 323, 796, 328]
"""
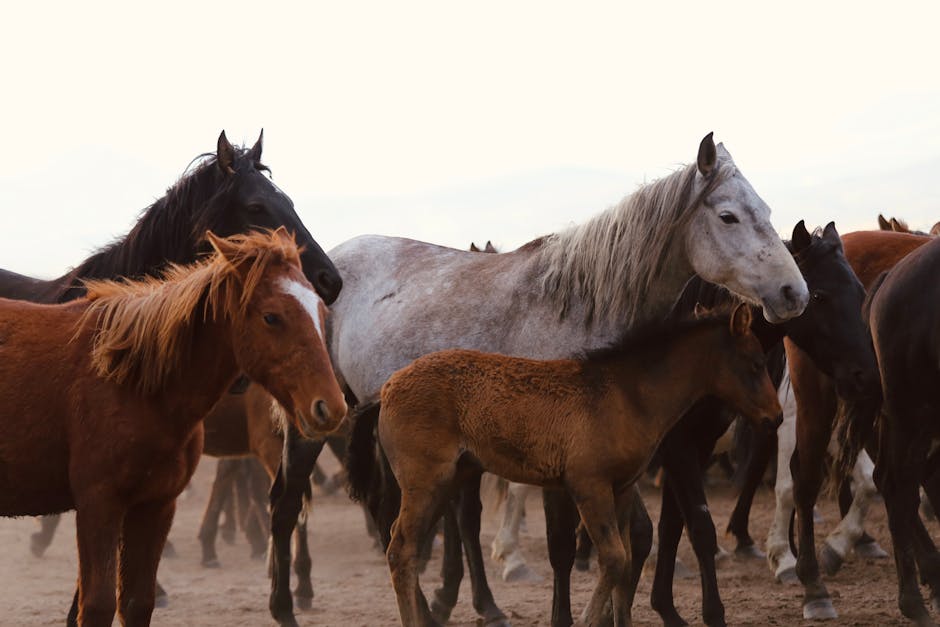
[685, 134, 808, 323]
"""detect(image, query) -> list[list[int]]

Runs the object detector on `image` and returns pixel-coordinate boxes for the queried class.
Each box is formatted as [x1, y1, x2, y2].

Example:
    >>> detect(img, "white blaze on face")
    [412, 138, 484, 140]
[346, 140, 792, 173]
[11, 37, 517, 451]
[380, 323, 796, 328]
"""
[278, 277, 325, 340]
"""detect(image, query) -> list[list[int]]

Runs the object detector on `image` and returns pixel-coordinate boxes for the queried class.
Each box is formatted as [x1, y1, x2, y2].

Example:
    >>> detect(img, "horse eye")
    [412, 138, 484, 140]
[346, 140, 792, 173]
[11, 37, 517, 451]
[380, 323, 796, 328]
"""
[812, 290, 825, 302]
[719, 211, 739, 225]
[263, 313, 280, 326]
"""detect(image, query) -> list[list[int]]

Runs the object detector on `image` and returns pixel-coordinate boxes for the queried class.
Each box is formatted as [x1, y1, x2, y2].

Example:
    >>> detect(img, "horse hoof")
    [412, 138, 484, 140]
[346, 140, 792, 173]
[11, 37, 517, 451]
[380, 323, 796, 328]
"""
[430, 597, 454, 624]
[819, 544, 844, 576]
[294, 595, 313, 611]
[803, 598, 837, 620]
[503, 562, 542, 583]
[483, 616, 513, 627]
[574, 557, 591, 572]
[734, 543, 765, 560]
[855, 540, 889, 559]
[202, 558, 221, 569]
[776, 567, 800, 585]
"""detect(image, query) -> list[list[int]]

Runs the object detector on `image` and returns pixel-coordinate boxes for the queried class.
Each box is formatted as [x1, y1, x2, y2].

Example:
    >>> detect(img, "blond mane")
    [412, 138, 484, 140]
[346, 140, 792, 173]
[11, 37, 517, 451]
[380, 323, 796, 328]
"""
[77, 229, 302, 395]
[538, 159, 734, 327]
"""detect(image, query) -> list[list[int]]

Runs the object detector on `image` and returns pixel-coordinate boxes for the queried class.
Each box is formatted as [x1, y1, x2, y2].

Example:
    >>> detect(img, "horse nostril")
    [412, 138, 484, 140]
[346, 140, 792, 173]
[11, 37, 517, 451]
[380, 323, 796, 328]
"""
[781, 284, 795, 303]
[314, 400, 329, 424]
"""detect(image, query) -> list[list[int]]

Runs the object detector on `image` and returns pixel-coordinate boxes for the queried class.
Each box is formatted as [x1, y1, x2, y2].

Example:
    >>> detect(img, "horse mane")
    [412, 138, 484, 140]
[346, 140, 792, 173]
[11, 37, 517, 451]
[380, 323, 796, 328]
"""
[580, 311, 732, 365]
[537, 158, 734, 327]
[77, 229, 300, 395]
[59, 147, 270, 300]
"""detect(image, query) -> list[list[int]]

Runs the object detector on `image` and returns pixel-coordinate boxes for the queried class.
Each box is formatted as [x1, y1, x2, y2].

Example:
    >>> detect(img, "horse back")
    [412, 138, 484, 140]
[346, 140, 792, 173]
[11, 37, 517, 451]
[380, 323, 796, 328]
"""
[842, 230, 929, 288]
[0, 267, 66, 303]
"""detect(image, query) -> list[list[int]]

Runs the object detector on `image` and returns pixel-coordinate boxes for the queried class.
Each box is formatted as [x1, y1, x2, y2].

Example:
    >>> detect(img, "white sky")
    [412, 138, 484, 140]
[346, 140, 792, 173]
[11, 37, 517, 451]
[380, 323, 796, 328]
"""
[2, 1, 939, 276]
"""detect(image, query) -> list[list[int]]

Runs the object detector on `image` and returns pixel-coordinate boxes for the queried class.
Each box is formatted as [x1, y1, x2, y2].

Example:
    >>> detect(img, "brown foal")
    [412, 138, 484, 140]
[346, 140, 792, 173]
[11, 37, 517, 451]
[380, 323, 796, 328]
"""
[371, 303, 780, 626]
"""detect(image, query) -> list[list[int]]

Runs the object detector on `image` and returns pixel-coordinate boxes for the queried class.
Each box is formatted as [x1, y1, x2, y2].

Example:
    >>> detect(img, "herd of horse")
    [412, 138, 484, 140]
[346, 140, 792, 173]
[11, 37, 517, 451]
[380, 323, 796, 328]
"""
[1, 130, 938, 626]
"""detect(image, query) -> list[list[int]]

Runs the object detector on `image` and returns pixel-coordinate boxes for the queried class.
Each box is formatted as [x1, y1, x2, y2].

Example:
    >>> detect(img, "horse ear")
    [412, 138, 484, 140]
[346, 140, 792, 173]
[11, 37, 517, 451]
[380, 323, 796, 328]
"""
[469, 243, 481, 252]
[730, 302, 752, 337]
[822, 221, 842, 247]
[217, 131, 236, 175]
[791, 219, 811, 252]
[697, 132, 717, 177]
[890, 218, 904, 232]
[877, 214, 891, 231]
[931, 222, 940, 237]
[248, 129, 263, 163]
[484, 241, 497, 253]
[693, 302, 709, 319]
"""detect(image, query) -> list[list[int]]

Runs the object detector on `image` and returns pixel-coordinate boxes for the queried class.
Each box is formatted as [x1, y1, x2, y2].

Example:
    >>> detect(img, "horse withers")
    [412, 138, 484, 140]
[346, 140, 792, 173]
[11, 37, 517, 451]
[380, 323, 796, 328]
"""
[0, 229, 346, 627]
[349, 303, 780, 627]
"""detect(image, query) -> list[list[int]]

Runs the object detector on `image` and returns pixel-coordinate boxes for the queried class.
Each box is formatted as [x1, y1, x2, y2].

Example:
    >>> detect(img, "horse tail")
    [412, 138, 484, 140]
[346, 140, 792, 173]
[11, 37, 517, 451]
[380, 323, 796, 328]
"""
[346, 401, 381, 503]
[830, 270, 889, 486]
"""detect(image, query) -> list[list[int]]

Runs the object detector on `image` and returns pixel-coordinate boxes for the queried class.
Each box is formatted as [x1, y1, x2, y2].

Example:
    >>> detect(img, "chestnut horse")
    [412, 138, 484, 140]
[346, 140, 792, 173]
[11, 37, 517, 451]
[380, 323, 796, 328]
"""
[0, 229, 346, 626]
[867, 234, 940, 624]
[348, 304, 781, 627]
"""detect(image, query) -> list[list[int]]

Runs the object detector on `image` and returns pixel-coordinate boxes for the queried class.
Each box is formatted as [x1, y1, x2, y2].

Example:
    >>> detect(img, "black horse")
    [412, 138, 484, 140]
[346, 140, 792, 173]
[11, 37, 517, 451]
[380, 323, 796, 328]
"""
[1, 131, 342, 625]
[648, 220, 879, 626]
[866, 235, 940, 625]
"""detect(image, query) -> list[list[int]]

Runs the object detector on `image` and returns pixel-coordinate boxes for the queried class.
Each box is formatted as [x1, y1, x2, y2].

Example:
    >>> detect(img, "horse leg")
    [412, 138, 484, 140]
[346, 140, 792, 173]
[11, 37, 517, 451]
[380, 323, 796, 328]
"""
[31, 515, 61, 557]
[650, 472, 690, 627]
[117, 499, 176, 627]
[244, 459, 272, 559]
[220, 460, 242, 545]
[198, 458, 239, 568]
[575, 523, 594, 571]
[430, 504, 463, 624]
[543, 487, 579, 627]
[766, 375, 798, 583]
[74, 503, 124, 627]
[819, 448, 884, 575]
[727, 421, 774, 559]
[492, 482, 538, 582]
[571, 483, 628, 627]
[269, 428, 324, 627]
[292, 491, 314, 610]
[879, 421, 933, 624]
[455, 469, 510, 626]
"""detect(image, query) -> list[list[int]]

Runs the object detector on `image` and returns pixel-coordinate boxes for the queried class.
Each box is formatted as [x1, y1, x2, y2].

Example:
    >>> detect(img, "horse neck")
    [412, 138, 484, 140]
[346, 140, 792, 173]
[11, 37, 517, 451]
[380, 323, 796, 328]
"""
[154, 316, 239, 429]
[605, 328, 717, 440]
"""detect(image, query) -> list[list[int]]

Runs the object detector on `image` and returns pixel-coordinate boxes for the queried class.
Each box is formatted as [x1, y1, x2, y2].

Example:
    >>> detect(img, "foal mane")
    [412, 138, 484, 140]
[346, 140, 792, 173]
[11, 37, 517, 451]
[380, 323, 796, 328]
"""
[581, 311, 731, 364]
[77, 229, 300, 395]
[60, 146, 269, 299]
[537, 157, 734, 327]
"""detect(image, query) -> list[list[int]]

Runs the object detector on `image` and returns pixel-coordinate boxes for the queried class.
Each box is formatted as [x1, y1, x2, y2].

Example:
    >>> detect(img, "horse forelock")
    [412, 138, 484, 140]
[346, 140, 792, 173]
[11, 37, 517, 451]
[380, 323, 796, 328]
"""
[537, 158, 733, 328]
[77, 230, 301, 395]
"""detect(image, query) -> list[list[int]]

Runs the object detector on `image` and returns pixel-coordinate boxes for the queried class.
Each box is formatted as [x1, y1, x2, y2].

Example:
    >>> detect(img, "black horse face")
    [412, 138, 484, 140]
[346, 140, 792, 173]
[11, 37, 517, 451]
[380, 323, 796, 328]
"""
[784, 221, 880, 399]
[205, 131, 342, 304]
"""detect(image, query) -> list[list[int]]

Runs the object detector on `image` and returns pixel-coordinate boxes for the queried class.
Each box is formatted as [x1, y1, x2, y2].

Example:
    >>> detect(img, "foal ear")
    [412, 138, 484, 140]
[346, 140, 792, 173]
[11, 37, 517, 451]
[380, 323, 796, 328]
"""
[484, 241, 497, 253]
[217, 131, 237, 175]
[791, 219, 812, 252]
[877, 214, 891, 231]
[730, 303, 752, 336]
[693, 302, 710, 319]
[248, 129, 264, 163]
[469, 242, 481, 252]
[697, 132, 717, 177]
[206, 230, 241, 263]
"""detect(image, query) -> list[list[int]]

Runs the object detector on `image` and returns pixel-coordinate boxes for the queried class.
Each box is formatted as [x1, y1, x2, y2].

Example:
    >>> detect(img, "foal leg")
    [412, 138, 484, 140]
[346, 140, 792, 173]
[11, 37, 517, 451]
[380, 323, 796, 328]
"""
[118, 499, 176, 627]
[456, 470, 510, 626]
[543, 487, 580, 627]
[727, 420, 774, 559]
[573, 482, 629, 627]
[819, 448, 882, 575]
[269, 428, 325, 627]
[198, 458, 240, 568]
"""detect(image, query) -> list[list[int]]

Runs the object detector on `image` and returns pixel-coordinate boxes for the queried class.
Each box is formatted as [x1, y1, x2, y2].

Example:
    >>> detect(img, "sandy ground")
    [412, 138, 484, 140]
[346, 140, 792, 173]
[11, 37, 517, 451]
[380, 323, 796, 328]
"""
[0, 450, 915, 627]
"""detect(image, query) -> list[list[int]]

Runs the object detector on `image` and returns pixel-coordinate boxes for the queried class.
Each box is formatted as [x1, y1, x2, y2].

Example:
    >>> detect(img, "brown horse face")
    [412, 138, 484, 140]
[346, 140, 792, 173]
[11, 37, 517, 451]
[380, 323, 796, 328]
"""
[713, 304, 782, 424]
[232, 260, 347, 439]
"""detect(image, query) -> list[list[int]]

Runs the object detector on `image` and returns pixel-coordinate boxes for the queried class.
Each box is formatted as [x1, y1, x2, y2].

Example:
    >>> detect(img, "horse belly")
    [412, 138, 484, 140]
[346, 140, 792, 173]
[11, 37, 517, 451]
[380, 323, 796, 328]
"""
[0, 450, 72, 516]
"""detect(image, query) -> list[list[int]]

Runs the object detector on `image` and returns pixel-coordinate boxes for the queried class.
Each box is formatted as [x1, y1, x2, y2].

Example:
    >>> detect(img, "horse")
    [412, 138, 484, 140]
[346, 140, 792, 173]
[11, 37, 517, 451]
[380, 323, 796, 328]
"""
[320, 133, 809, 627]
[748, 231, 940, 619]
[0, 229, 347, 627]
[877, 213, 940, 237]
[647, 221, 879, 627]
[865, 234, 940, 624]
[348, 304, 781, 627]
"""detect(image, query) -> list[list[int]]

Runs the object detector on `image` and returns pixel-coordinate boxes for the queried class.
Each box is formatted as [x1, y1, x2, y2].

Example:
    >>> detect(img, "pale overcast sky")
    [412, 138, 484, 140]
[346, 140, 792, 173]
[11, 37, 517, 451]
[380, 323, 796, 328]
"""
[2, 1, 939, 277]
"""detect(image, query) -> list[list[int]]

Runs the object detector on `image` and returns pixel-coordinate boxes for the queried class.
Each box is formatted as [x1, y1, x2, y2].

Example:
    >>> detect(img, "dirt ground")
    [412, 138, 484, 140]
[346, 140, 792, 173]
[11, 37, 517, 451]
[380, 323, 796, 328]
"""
[0, 451, 915, 626]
